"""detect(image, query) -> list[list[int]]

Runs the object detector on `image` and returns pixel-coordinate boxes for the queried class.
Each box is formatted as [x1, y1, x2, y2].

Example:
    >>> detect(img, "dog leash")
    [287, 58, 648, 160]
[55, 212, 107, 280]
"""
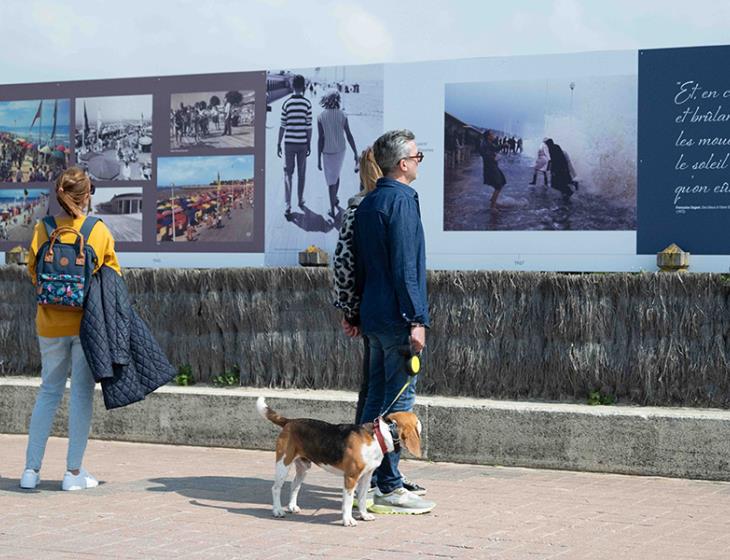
[378, 349, 422, 417]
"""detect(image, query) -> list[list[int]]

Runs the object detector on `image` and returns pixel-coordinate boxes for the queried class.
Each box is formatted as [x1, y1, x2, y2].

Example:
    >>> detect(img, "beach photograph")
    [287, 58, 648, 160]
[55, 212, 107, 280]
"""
[444, 75, 637, 231]
[0, 99, 71, 183]
[170, 90, 255, 151]
[265, 64, 383, 265]
[89, 187, 143, 242]
[0, 188, 50, 243]
[156, 155, 254, 244]
[75, 95, 153, 182]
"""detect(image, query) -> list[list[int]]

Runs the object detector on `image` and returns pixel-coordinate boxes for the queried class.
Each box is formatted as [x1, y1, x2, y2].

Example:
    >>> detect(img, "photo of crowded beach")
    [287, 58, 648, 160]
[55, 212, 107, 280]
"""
[0, 99, 71, 183]
[0, 188, 50, 243]
[88, 187, 143, 242]
[156, 155, 254, 244]
[170, 90, 255, 151]
[74, 95, 153, 181]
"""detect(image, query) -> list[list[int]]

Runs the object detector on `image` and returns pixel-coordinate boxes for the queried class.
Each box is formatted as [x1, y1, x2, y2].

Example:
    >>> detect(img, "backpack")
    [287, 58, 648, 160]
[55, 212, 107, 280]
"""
[35, 216, 100, 311]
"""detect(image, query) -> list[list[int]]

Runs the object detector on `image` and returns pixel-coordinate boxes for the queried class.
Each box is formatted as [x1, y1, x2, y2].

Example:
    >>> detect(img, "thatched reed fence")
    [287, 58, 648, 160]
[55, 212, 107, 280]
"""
[2, 265, 730, 408]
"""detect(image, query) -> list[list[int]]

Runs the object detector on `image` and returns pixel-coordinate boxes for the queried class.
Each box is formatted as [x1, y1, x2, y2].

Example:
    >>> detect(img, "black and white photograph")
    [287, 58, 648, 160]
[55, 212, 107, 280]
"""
[0, 188, 50, 243]
[0, 99, 71, 183]
[170, 90, 255, 151]
[156, 155, 254, 244]
[88, 187, 143, 242]
[265, 64, 383, 265]
[444, 76, 637, 231]
[74, 95, 153, 181]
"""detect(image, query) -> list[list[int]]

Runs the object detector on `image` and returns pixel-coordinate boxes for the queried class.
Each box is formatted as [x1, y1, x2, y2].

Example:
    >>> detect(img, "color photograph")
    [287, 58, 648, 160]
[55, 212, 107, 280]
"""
[0, 188, 50, 243]
[89, 187, 143, 242]
[444, 76, 637, 231]
[75, 95, 153, 181]
[0, 99, 71, 183]
[170, 90, 255, 151]
[156, 155, 254, 244]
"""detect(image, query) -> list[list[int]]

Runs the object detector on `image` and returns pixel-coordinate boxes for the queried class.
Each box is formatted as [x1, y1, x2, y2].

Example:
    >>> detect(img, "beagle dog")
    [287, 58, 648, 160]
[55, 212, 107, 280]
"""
[256, 396, 422, 527]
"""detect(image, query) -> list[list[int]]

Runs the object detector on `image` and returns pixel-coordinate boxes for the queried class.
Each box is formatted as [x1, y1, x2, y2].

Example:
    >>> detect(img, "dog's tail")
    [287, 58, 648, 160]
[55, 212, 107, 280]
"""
[256, 396, 289, 427]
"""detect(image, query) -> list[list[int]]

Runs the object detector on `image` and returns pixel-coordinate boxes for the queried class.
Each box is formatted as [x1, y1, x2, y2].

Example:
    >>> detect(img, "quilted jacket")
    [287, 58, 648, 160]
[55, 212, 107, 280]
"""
[80, 265, 176, 410]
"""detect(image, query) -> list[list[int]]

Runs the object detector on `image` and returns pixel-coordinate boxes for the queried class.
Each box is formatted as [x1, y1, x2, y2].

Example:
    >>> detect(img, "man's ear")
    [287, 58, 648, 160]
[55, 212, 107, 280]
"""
[385, 412, 422, 458]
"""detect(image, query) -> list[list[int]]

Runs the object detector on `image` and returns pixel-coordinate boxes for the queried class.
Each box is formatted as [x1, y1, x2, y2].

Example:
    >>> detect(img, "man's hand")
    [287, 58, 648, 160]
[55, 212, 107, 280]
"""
[341, 317, 360, 338]
[410, 325, 426, 353]
[306, 145, 311, 157]
[277, 144, 282, 158]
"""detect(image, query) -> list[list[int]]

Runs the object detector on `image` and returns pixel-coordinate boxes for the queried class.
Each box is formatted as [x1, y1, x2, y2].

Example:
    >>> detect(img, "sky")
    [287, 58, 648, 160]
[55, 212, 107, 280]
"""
[157, 155, 255, 187]
[0, 0, 728, 85]
[0, 100, 70, 129]
[75, 95, 152, 125]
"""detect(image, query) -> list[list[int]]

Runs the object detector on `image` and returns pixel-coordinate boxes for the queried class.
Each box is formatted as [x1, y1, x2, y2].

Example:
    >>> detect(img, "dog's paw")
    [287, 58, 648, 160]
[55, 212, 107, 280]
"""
[272, 507, 286, 518]
[342, 516, 358, 527]
[357, 511, 376, 522]
[286, 504, 301, 514]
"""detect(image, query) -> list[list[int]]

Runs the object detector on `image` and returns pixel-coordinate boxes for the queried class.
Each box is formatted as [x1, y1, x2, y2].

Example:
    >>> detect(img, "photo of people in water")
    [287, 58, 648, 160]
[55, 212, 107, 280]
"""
[444, 75, 637, 231]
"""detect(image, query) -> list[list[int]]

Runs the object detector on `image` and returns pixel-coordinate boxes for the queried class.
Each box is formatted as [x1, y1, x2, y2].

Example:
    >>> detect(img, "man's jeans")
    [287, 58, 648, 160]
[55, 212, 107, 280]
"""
[360, 328, 417, 494]
[284, 142, 308, 206]
[25, 336, 95, 472]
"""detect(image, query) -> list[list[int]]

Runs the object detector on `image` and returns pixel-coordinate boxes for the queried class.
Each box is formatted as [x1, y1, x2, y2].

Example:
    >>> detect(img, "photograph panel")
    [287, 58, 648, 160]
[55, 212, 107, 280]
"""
[170, 90, 255, 151]
[444, 76, 637, 231]
[89, 186, 143, 242]
[0, 99, 71, 183]
[0, 188, 50, 244]
[75, 95, 153, 181]
[156, 155, 254, 244]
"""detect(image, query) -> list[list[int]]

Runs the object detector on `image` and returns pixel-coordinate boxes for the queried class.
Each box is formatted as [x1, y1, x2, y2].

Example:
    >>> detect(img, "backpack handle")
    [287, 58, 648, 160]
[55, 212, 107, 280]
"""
[44, 226, 86, 266]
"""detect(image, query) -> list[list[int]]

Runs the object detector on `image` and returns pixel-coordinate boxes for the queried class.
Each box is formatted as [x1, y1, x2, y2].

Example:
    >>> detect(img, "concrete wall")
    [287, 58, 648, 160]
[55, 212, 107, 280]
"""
[3, 378, 730, 481]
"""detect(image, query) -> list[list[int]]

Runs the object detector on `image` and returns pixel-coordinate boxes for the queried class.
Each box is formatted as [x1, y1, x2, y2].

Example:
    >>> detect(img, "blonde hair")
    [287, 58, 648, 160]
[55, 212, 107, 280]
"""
[359, 147, 382, 195]
[55, 167, 91, 218]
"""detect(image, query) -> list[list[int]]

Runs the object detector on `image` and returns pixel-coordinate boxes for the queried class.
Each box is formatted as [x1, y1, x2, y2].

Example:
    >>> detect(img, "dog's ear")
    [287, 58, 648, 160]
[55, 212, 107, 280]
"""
[385, 412, 422, 458]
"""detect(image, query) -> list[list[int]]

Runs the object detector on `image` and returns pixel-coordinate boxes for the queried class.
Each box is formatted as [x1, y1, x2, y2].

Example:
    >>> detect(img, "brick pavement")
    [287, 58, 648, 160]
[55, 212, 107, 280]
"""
[2, 434, 730, 559]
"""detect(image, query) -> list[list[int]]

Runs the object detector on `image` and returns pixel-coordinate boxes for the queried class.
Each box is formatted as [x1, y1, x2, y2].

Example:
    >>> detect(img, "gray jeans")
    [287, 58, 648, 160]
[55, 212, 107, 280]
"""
[25, 335, 95, 472]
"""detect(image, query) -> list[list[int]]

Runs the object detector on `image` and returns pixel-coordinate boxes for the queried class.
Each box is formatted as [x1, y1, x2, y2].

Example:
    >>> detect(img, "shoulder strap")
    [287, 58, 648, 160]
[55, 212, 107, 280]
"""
[42, 216, 57, 239]
[79, 216, 101, 241]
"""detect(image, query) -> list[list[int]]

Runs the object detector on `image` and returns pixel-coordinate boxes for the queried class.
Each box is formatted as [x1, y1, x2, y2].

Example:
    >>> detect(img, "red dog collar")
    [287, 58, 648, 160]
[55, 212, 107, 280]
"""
[373, 417, 389, 454]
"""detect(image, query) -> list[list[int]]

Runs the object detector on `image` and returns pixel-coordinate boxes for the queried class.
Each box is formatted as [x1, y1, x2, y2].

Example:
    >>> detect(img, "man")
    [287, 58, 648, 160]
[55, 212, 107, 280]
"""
[277, 75, 312, 216]
[353, 129, 435, 514]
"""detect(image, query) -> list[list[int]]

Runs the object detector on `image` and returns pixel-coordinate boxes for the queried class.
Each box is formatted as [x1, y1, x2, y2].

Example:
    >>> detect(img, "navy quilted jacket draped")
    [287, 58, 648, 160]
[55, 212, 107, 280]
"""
[80, 265, 176, 410]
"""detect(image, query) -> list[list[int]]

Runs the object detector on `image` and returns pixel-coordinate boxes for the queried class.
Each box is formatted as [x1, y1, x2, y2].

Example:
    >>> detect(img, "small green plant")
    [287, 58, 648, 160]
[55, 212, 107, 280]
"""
[588, 390, 616, 406]
[174, 364, 195, 386]
[212, 364, 240, 387]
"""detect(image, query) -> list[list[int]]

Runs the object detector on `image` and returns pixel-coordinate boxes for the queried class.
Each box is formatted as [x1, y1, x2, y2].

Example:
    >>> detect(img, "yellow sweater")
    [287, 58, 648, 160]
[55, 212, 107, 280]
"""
[28, 215, 121, 338]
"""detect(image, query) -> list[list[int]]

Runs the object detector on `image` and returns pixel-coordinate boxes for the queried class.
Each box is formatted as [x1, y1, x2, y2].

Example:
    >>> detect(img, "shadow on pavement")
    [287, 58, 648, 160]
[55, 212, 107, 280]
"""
[147, 476, 344, 525]
[286, 205, 338, 233]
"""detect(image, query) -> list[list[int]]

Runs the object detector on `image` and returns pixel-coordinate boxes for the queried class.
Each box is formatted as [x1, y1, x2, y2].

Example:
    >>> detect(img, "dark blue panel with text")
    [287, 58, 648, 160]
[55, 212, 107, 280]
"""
[638, 45, 730, 255]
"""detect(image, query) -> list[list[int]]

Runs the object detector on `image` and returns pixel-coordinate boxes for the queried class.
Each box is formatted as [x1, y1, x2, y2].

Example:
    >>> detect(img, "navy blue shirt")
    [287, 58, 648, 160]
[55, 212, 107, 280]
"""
[354, 177, 430, 333]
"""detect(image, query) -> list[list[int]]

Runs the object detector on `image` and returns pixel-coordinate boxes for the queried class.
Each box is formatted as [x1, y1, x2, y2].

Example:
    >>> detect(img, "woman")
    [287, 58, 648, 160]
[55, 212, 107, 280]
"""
[529, 138, 550, 187]
[21, 167, 120, 491]
[544, 138, 574, 198]
[479, 130, 507, 208]
[317, 90, 358, 219]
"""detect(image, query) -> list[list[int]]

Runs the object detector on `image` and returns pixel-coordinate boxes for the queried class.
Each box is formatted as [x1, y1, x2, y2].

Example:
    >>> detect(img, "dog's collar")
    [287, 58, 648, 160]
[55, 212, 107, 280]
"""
[374, 417, 400, 454]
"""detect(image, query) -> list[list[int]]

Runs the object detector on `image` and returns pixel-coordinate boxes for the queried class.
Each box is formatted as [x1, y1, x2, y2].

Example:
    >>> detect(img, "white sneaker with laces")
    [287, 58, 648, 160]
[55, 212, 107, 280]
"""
[20, 469, 40, 489]
[371, 487, 435, 514]
[61, 468, 99, 491]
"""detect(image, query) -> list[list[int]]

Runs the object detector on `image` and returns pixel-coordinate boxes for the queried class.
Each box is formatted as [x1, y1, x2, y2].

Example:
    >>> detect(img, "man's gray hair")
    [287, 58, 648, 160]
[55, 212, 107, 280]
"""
[373, 129, 415, 174]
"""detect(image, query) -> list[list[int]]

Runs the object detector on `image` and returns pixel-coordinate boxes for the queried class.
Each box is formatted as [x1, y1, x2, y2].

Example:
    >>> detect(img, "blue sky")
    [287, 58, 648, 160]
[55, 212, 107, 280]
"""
[0, 1, 727, 84]
[0, 189, 48, 200]
[0, 100, 70, 129]
[157, 156, 255, 187]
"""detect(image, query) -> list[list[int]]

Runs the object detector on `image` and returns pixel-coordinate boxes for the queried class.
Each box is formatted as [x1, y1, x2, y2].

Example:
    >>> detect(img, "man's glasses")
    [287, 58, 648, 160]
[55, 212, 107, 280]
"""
[403, 152, 424, 163]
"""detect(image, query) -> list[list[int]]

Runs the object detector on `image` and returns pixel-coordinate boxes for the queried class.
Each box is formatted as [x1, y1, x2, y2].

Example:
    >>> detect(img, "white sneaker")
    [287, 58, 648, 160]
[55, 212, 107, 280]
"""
[61, 468, 99, 491]
[20, 468, 40, 489]
[371, 487, 435, 515]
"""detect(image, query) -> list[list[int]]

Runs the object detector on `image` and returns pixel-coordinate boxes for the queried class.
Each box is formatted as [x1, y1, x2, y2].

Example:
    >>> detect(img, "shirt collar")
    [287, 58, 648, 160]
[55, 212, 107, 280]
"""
[376, 177, 418, 199]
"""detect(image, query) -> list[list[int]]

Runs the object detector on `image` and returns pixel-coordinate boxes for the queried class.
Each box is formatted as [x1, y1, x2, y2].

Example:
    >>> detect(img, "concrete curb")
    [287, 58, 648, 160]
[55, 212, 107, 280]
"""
[2, 377, 730, 481]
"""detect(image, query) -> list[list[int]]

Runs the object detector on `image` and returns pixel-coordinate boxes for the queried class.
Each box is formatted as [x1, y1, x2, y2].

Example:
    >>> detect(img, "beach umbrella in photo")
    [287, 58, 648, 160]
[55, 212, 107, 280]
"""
[50, 150, 65, 159]
[78, 151, 95, 162]
[38, 145, 52, 154]
[88, 157, 120, 179]
[55, 145, 67, 152]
